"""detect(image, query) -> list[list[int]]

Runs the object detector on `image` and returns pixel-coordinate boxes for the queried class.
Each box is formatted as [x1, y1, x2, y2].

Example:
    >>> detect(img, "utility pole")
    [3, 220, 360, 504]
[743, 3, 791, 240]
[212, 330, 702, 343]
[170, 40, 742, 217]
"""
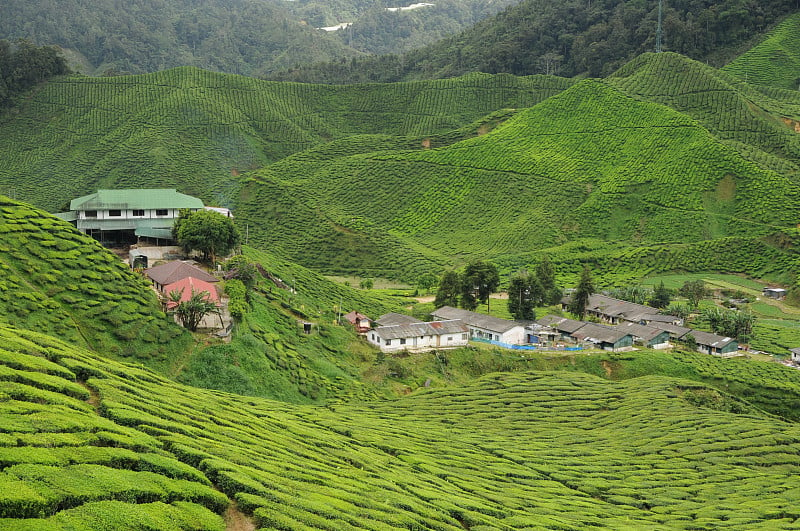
[655, 0, 663, 53]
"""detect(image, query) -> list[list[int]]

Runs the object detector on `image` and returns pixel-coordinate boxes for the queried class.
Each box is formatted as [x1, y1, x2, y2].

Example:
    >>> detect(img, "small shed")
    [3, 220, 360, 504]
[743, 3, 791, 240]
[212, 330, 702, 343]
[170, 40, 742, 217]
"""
[570, 322, 634, 352]
[343, 311, 371, 334]
[619, 322, 671, 349]
[789, 347, 800, 364]
[688, 330, 739, 357]
[763, 287, 787, 300]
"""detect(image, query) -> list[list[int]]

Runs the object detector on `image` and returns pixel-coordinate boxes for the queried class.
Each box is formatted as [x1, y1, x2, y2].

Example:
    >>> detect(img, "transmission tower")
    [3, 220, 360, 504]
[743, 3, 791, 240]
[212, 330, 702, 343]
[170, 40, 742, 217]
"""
[655, 0, 663, 53]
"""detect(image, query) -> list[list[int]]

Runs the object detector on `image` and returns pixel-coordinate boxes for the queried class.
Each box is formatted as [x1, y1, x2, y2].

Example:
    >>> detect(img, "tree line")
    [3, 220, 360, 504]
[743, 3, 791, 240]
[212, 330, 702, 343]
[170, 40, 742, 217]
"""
[269, 0, 799, 84]
[0, 39, 68, 108]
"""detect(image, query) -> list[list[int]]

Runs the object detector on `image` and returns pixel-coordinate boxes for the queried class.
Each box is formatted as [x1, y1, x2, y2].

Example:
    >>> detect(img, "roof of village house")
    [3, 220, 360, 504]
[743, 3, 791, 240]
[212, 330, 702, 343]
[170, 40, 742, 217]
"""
[163, 277, 220, 309]
[688, 330, 737, 349]
[646, 321, 692, 339]
[376, 313, 422, 327]
[536, 315, 587, 334]
[619, 322, 670, 342]
[70, 189, 203, 211]
[642, 313, 682, 324]
[373, 320, 468, 340]
[431, 306, 522, 333]
[584, 294, 656, 322]
[344, 311, 371, 324]
[790, 347, 800, 356]
[571, 322, 632, 345]
[146, 261, 219, 286]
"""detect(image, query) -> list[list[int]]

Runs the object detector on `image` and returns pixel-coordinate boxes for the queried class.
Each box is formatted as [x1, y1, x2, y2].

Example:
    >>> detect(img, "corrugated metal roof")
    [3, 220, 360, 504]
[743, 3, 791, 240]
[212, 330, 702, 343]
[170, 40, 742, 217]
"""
[432, 306, 521, 333]
[619, 322, 669, 342]
[536, 315, 586, 334]
[647, 321, 691, 339]
[70, 189, 203, 211]
[163, 277, 220, 309]
[571, 322, 631, 344]
[376, 313, 423, 326]
[146, 261, 219, 286]
[374, 320, 467, 340]
[688, 330, 737, 349]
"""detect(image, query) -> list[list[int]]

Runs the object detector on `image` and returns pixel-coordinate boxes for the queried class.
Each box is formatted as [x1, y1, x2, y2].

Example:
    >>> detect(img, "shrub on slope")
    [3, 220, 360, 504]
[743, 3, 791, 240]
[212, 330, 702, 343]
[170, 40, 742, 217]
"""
[4, 323, 800, 528]
[0, 196, 189, 362]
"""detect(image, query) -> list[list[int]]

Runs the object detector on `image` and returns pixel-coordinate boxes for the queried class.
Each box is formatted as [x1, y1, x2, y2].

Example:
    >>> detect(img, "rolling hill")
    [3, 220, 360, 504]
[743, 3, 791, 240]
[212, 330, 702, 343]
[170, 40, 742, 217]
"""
[0, 195, 190, 364]
[0, 68, 571, 213]
[4, 322, 800, 528]
[237, 55, 800, 282]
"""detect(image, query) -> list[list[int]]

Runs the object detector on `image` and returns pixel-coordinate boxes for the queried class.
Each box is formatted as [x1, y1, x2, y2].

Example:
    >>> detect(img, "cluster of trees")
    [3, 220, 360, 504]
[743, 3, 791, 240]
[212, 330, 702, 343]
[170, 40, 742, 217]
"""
[173, 209, 239, 264]
[507, 257, 562, 320]
[270, 0, 798, 84]
[606, 282, 672, 309]
[702, 306, 756, 343]
[0, 39, 68, 108]
[434, 260, 500, 311]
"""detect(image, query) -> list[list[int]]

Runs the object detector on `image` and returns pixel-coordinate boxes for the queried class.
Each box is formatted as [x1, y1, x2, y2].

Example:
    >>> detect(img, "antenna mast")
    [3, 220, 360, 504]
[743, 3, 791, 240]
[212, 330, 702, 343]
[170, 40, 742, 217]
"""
[655, 0, 663, 53]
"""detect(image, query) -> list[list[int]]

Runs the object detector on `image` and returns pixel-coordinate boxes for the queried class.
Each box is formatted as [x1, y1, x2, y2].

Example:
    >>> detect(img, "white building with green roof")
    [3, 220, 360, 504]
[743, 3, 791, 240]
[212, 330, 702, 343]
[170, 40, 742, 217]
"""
[56, 189, 204, 244]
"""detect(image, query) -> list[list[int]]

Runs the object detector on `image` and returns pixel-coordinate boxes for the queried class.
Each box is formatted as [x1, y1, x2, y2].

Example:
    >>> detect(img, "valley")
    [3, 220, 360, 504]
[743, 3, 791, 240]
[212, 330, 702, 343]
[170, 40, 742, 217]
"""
[3, 2, 800, 529]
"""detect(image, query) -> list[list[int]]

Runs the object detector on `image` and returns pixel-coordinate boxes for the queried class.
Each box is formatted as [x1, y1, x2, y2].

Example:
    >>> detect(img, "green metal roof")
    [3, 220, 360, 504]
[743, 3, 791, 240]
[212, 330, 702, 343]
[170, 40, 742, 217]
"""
[70, 189, 203, 211]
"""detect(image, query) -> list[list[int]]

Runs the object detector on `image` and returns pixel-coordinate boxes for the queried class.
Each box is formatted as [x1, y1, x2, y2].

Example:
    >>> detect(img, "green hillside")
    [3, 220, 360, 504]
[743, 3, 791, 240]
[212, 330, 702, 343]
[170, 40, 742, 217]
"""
[238, 75, 800, 281]
[0, 68, 571, 212]
[723, 12, 800, 90]
[4, 323, 800, 528]
[0, 195, 190, 362]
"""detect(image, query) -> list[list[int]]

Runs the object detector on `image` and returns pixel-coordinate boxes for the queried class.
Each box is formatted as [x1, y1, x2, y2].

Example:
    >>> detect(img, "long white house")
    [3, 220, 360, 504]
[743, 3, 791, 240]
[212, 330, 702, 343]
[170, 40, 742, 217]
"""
[56, 189, 204, 244]
[367, 320, 468, 353]
[431, 306, 528, 345]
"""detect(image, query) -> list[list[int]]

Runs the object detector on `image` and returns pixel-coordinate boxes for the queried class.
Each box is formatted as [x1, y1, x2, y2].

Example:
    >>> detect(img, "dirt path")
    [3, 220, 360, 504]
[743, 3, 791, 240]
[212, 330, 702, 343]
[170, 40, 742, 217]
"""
[224, 500, 256, 531]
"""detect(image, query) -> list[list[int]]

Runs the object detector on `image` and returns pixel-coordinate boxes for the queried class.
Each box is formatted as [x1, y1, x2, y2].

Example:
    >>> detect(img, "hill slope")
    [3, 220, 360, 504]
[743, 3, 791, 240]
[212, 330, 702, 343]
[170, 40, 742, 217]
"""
[0, 195, 190, 362]
[722, 12, 800, 90]
[237, 73, 800, 280]
[0, 68, 571, 212]
[4, 323, 800, 528]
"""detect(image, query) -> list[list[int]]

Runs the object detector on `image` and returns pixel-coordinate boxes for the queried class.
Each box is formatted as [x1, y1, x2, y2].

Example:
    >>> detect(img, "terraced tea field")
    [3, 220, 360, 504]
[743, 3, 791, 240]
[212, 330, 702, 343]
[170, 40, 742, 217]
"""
[4, 323, 800, 529]
[0, 68, 572, 213]
[0, 196, 190, 363]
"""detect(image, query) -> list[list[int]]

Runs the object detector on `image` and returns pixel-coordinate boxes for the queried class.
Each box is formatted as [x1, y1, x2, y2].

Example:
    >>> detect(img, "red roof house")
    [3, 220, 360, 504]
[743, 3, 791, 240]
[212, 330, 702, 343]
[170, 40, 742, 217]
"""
[163, 277, 220, 310]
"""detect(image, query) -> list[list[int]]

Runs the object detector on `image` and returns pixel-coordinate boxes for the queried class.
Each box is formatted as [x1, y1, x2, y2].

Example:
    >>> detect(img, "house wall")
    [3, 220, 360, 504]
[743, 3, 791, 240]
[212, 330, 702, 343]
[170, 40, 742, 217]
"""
[468, 326, 526, 345]
[367, 331, 468, 353]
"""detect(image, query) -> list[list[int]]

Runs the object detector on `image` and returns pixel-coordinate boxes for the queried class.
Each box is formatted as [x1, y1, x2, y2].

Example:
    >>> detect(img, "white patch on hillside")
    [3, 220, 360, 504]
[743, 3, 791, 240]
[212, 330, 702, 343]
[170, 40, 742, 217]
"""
[318, 22, 352, 32]
[386, 3, 435, 12]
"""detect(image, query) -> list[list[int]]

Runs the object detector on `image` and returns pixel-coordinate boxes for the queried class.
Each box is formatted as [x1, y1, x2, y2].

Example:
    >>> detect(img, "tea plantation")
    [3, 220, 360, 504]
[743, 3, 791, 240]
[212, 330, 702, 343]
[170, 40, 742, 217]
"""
[0, 195, 190, 363]
[3, 323, 800, 529]
[238, 73, 800, 281]
[0, 68, 572, 213]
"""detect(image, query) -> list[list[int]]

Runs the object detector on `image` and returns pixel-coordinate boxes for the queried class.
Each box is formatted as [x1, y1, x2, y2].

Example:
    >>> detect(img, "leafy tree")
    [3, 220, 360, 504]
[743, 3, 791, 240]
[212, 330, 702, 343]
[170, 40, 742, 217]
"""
[536, 256, 562, 305]
[169, 289, 219, 332]
[359, 278, 374, 290]
[174, 209, 239, 264]
[434, 270, 461, 308]
[568, 266, 594, 320]
[461, 260, 500, 311]
[702, 307, 756, 343]
[665, 302, 691, 320]
[508, 270, 541, 320]
[649, 281, 672, 309]
[679, 279, 707, 308]
[416, 273, 439, 294]
[607, 285, 652, 305]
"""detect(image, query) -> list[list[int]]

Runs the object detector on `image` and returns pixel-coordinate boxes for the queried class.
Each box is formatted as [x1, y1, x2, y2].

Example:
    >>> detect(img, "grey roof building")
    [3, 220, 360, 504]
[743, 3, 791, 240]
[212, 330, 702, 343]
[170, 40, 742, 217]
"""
[431, 306, 528, 344]
[376, 313, 423, 327]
